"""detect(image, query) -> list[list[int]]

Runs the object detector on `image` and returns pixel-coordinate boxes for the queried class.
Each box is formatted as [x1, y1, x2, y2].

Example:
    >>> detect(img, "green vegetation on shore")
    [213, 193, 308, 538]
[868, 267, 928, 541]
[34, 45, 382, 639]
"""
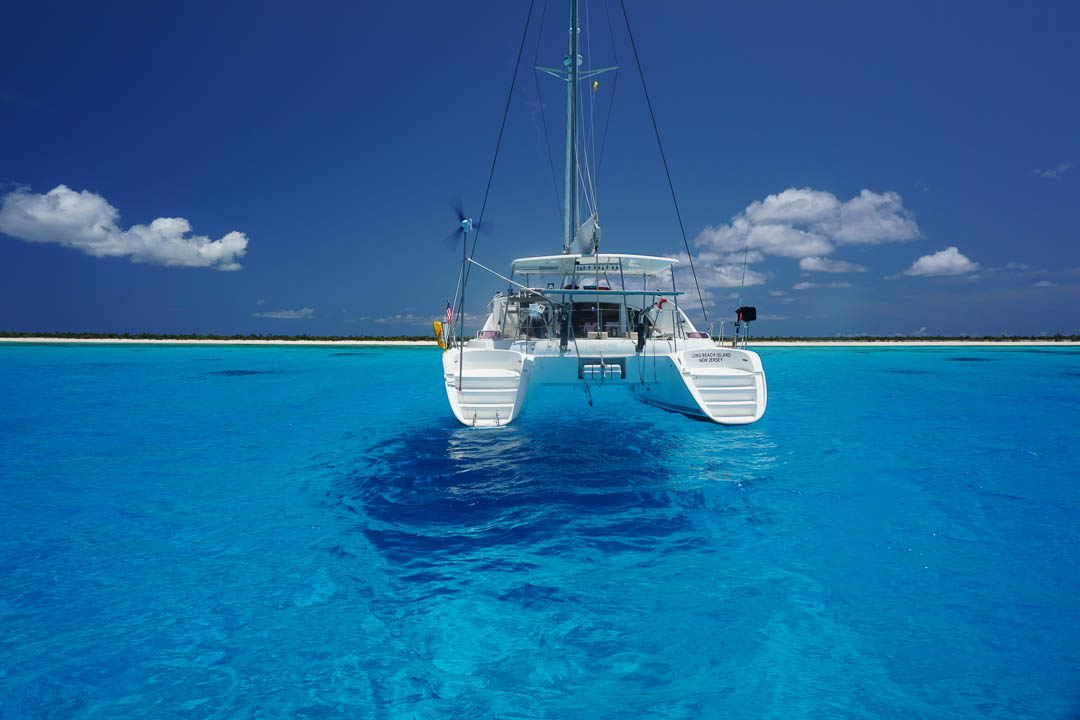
[2, 331, 1078, 342]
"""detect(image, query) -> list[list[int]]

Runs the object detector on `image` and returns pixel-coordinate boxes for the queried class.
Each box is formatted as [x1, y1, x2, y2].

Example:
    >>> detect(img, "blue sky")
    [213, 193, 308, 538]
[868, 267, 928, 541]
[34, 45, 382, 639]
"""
[1, 0, 1077, 336]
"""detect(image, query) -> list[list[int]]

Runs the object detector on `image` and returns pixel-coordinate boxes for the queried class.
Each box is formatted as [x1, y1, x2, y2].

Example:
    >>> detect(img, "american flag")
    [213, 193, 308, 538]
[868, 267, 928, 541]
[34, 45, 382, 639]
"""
[445, 302, 453, 328]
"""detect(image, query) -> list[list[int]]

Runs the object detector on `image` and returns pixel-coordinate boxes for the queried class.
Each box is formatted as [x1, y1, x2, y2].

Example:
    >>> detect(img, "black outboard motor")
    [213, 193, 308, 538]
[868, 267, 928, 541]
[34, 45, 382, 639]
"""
[635, 310, 647, 353]
[733, 306, 756, 346]
[558, 306, 569, 351]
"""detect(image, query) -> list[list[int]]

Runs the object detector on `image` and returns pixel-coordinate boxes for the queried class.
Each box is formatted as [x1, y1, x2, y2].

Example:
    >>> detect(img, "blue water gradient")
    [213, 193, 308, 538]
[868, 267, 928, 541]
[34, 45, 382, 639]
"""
[1, 344, 1078, 718]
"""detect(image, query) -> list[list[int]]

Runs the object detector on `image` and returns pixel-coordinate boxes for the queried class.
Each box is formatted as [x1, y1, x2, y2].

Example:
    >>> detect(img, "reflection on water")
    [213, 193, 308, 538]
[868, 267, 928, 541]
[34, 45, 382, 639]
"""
[330, 417, 779, 569]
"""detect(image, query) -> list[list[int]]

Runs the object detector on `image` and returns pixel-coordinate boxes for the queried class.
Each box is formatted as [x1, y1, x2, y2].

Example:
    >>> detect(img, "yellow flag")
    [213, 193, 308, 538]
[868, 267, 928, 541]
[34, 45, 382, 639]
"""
[593, 80, 598, 91]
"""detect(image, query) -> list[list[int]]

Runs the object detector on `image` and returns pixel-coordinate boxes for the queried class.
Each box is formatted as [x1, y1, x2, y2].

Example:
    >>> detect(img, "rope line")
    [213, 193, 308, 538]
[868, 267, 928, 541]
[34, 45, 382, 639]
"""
[619, 0, 708, 327]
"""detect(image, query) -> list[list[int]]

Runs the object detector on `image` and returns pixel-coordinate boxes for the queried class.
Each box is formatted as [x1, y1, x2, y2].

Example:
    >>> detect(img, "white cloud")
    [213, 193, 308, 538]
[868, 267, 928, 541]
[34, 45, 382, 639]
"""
[0, 185, 248, 270]
[673, 252, 767, 289]
[1033, 162, 1074, 179]
[669, 250, 773, 289]
[744, 187, 840, 225]
[701, 264, 767, 288]
[747, 223, 833, 258]
[1033, 280, 1058, 287]
[799, 256, 867, 273]
[254, 307, 314, 319]
[825, 190, 919, 245]
[695, 187, 918, 266]
[718, 249, 765, 264]
[793, 281, 852, 290]
[903, 246, 980, 277]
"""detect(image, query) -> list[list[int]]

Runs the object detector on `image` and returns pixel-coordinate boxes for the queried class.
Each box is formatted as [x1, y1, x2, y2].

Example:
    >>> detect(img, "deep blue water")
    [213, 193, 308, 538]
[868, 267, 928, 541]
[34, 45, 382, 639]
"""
[1, 343, 1078, 719]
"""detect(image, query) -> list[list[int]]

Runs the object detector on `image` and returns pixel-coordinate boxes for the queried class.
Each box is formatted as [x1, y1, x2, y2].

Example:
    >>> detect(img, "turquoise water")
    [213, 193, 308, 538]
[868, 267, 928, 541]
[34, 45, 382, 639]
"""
[1, 343, 1078, 719]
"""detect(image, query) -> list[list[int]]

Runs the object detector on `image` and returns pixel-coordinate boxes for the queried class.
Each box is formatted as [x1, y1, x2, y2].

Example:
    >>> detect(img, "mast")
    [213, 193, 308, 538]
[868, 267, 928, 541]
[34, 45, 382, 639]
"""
[535, 0, 614, 254]
[563, 0, 579, 254]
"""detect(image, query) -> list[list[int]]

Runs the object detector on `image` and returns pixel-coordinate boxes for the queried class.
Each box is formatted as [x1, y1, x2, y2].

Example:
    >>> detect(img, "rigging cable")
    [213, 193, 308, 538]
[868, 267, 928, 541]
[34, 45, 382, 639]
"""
[533, 0, 564, 228]
[594, 0, 619, 184]
[574, 71, 597, 219]
[458, 0, 536, 318]
[619, 0, 709, 328]
[737, 238, 751, 308]
[586, 0, 597, 208]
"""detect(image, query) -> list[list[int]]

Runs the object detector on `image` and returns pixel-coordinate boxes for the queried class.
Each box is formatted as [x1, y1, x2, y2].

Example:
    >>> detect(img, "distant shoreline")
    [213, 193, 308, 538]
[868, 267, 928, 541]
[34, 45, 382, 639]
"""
[2, 337, 1078, 348]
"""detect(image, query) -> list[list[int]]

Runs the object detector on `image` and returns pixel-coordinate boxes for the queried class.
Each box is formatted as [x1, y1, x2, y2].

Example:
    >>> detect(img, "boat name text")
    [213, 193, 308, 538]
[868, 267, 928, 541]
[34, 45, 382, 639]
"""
[689, 351, 731, 363]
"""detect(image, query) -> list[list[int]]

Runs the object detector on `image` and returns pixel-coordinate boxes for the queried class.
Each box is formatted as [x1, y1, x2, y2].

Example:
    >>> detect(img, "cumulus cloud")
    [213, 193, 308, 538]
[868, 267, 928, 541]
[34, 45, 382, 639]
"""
[903, 246, 979, 277]
[0, 185, 248, 270]
[1033, 162, 1073, 179]
[254, 308, 314, 319]
[825, 190, 920, 245]
[685, 187, 917, 291]
[699, 263, 768, 288]
[696, 188, 918, 258]
[672, 251, 767, 290]
[799, 256, 867, 273]
[719, 249, 765, 264]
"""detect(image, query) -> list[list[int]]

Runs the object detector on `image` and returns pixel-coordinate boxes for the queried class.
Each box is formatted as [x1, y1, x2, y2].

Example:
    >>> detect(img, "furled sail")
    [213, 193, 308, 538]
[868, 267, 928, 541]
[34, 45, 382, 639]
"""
[570, 213, 600, 256]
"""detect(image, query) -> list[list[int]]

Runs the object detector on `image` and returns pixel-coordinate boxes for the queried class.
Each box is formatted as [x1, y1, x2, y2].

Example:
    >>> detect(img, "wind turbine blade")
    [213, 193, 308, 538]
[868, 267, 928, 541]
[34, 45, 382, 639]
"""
[449, 195, 465, 223]
[442, 229, 463, 249]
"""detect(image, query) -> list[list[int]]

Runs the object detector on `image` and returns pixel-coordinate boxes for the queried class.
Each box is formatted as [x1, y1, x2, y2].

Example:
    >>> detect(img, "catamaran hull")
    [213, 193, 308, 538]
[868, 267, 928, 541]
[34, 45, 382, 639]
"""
[442, 340, 766, 427]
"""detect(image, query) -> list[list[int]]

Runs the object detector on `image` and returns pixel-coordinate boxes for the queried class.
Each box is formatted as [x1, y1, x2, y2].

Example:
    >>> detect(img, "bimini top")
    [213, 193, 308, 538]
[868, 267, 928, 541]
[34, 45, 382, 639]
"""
[510, 253, 678, 277]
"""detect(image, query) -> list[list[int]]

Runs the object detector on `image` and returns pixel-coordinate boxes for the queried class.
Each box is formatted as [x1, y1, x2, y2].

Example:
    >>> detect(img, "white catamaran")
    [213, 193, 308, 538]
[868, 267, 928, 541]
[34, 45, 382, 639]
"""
[437, 0, 766, 428]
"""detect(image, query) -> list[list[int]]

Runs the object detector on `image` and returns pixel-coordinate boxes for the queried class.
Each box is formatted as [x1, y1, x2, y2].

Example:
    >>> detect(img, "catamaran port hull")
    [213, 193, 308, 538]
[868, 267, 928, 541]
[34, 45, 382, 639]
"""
[442, 339, 766, 427]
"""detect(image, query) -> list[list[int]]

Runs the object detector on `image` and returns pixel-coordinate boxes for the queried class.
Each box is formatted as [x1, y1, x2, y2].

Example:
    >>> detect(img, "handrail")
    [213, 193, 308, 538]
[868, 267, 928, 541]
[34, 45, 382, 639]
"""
[527, 288, 684, 296]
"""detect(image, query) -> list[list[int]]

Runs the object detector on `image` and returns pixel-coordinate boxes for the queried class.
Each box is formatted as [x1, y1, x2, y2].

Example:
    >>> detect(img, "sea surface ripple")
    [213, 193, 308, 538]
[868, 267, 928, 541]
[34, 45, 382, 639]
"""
[0, 344, 1078, 719]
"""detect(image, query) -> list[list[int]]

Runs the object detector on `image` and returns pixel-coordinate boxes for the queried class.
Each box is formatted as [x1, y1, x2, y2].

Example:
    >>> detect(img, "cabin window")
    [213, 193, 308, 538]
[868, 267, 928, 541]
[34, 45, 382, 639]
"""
[507, 302, 551, 339]
[570, 302, 621, 337]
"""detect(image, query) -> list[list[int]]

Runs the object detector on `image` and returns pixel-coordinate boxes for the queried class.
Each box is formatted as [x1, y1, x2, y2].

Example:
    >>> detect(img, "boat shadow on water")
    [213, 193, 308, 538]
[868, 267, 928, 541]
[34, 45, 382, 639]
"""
[317, 414, 780, 572]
